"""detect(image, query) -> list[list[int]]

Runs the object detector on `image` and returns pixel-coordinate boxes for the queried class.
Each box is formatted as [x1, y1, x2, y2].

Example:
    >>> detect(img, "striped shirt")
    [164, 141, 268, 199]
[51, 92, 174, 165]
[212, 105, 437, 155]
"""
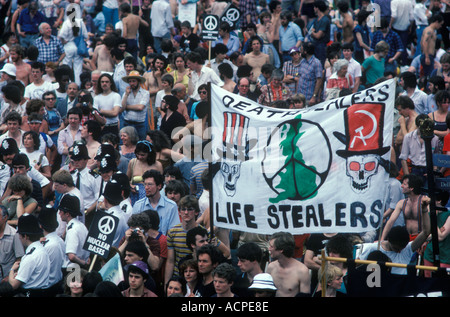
[167, 224, 211, 276]
[166, 224, 193, 276]
[296, 55, 323, 101]
[282, 60, 302, 93]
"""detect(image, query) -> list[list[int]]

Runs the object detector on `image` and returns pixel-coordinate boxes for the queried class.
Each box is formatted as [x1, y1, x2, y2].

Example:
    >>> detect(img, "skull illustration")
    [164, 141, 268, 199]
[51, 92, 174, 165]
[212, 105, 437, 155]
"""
[346, 154, 379, 193]
[221, 161, 241, 197]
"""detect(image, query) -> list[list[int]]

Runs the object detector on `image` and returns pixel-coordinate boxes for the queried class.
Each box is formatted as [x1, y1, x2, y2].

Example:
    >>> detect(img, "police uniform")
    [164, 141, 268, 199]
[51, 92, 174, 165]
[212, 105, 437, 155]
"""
[103, 180, 128, 248]
[59, 195, 90, 268]
[38, 207, 66, 295]
[0, 162, 10, 194]
[14, 214, 51, 297]
[16, 241, 51, 296]
[69, 142, 102, 213]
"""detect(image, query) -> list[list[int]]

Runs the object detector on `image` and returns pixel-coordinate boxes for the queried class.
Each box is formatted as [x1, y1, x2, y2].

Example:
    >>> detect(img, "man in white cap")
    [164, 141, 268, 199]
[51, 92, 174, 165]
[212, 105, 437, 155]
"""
[121, 70, 150, 141]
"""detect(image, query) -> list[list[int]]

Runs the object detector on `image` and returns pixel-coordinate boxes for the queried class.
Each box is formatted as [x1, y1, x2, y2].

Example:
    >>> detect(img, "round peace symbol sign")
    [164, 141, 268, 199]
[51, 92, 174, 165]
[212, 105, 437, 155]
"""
[204, 16, 218, 31]
[98, 216, 116, 235]
[226, 8, 240, 22]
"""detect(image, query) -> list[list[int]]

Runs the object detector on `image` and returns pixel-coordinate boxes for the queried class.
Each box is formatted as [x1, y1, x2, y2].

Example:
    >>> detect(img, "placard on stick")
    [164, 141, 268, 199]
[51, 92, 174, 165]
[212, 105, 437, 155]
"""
[83, 210, 118, 259]
[201, 14, 219, 41]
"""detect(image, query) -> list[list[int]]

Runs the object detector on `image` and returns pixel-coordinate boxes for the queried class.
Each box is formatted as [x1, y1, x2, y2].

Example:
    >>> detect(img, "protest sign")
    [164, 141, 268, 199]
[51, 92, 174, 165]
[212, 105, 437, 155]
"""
[83, 210, 119, 259]
[210, 79, 396, 235]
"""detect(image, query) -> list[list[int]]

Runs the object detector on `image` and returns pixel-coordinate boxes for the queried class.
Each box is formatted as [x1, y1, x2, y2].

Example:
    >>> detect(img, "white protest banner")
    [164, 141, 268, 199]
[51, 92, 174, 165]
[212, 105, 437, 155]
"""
[210, 79, 396, 235]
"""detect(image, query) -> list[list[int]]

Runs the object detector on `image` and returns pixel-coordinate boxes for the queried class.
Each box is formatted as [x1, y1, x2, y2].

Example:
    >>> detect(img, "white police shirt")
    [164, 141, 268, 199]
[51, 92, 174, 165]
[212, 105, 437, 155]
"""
[72, 168, 102, 211]
[64, 218, 90, 267]
[105, 205, 128, 248]
[42, 231, 66, 286]
[15, 241, 51, 290]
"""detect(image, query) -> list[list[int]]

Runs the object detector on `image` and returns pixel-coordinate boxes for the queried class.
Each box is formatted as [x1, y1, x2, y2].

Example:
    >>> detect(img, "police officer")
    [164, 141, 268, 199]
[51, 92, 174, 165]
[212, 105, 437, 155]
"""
[37, 206, 66, 296]
[103, 180, 129, 248]
[69, 142, 102, 226]
[8, 214, 51, 297]
[58, 194, 90, 272]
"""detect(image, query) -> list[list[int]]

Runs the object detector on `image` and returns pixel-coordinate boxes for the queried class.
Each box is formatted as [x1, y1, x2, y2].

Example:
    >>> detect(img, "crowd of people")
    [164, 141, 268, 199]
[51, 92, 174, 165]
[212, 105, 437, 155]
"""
[0, 0, 449, 299]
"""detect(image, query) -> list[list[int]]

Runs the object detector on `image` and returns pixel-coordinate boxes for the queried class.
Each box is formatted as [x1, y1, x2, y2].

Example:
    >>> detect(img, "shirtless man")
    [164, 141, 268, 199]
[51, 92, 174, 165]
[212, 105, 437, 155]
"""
[10, 44, 31, 86]
[336, 1, 354, 44]
[243, 36, 270, 81]
[120, 2, 149, 59]
[267, 232, 311, 297]
[80, 120, 101, 170]
[381, 174, 426, 241]
[89, 34, 116, 73]
[144, 54, 167, 102]
[394, 95, 418, 152]
[420, 13, 444, 77]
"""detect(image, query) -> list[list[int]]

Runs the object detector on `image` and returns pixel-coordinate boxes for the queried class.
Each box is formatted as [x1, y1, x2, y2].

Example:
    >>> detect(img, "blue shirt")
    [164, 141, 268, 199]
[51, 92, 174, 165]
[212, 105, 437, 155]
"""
[279, 22, 304, 52]
[35, 35, 65, 64]
[132, 195, 180, 235]
[370, 29, 404, 60]
[17, 8, 46, 33]
[213, 34, 241, 56]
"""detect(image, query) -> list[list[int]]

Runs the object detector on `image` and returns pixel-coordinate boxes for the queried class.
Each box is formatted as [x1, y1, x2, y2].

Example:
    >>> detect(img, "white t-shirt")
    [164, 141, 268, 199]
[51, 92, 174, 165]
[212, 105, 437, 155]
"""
[93, 91, 122, 125]
[24, 81, 57, 100]
[21, 149, 50, 169]
[359, 241, 415, 275]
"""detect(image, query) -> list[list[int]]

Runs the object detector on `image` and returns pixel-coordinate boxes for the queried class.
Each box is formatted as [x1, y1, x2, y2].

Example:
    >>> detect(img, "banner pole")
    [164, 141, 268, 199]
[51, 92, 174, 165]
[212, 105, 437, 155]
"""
[207, 82, 214, 238]
[419, 117, 441, 271]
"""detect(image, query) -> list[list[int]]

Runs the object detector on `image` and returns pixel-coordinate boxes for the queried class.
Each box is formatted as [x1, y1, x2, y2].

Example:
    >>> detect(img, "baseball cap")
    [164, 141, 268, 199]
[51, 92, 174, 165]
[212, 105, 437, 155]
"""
[129, 261, 149, 279]
[289, 46, 300, 55]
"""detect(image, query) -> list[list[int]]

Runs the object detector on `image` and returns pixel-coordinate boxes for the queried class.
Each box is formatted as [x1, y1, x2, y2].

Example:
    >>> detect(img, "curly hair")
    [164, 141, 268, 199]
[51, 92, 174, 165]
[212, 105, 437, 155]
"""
[8, 174, 33, 196]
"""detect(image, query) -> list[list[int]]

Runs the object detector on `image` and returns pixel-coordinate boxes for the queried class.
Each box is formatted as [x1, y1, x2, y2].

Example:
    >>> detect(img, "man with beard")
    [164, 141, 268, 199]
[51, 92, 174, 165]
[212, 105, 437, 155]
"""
[296, 42, 323, 106]
[425, 75, 445, 114]
[10, 44, 31, 86]
[121, 71, 150, 140]
[278, 11, 303, 63]
[159, 95, 186, 144]
[131, 169, 179, 236]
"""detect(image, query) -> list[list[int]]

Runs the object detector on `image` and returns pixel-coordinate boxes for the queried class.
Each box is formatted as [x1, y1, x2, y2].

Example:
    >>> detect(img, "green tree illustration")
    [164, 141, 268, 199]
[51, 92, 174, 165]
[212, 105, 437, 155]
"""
[269, 118, 319, 203]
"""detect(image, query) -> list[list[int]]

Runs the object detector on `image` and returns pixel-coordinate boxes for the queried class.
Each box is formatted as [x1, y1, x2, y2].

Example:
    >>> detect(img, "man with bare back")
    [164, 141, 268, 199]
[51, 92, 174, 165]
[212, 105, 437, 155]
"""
[337, 1, 354, 44]
[267, 232, 311, 297]
[119, 2, 149, 59]
[420, 13, 444, 77]
[89, 34, 116, 73]
[381, 174, 427, 241]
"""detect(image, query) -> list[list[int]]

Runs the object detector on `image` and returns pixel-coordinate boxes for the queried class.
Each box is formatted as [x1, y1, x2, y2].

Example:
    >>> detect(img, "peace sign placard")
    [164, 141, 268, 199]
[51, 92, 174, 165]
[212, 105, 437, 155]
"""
[83, 210, 119, 259]
[201, 14, 220, 41]
[220, 3, 241, 29]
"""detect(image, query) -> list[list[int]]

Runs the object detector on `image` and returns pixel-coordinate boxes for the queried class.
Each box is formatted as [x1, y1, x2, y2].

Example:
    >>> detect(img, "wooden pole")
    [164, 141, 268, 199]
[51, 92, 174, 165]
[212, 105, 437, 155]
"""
[320, 255, 440, 273]
[320, 249, 327, 297]
[89, 254, 97, 272]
